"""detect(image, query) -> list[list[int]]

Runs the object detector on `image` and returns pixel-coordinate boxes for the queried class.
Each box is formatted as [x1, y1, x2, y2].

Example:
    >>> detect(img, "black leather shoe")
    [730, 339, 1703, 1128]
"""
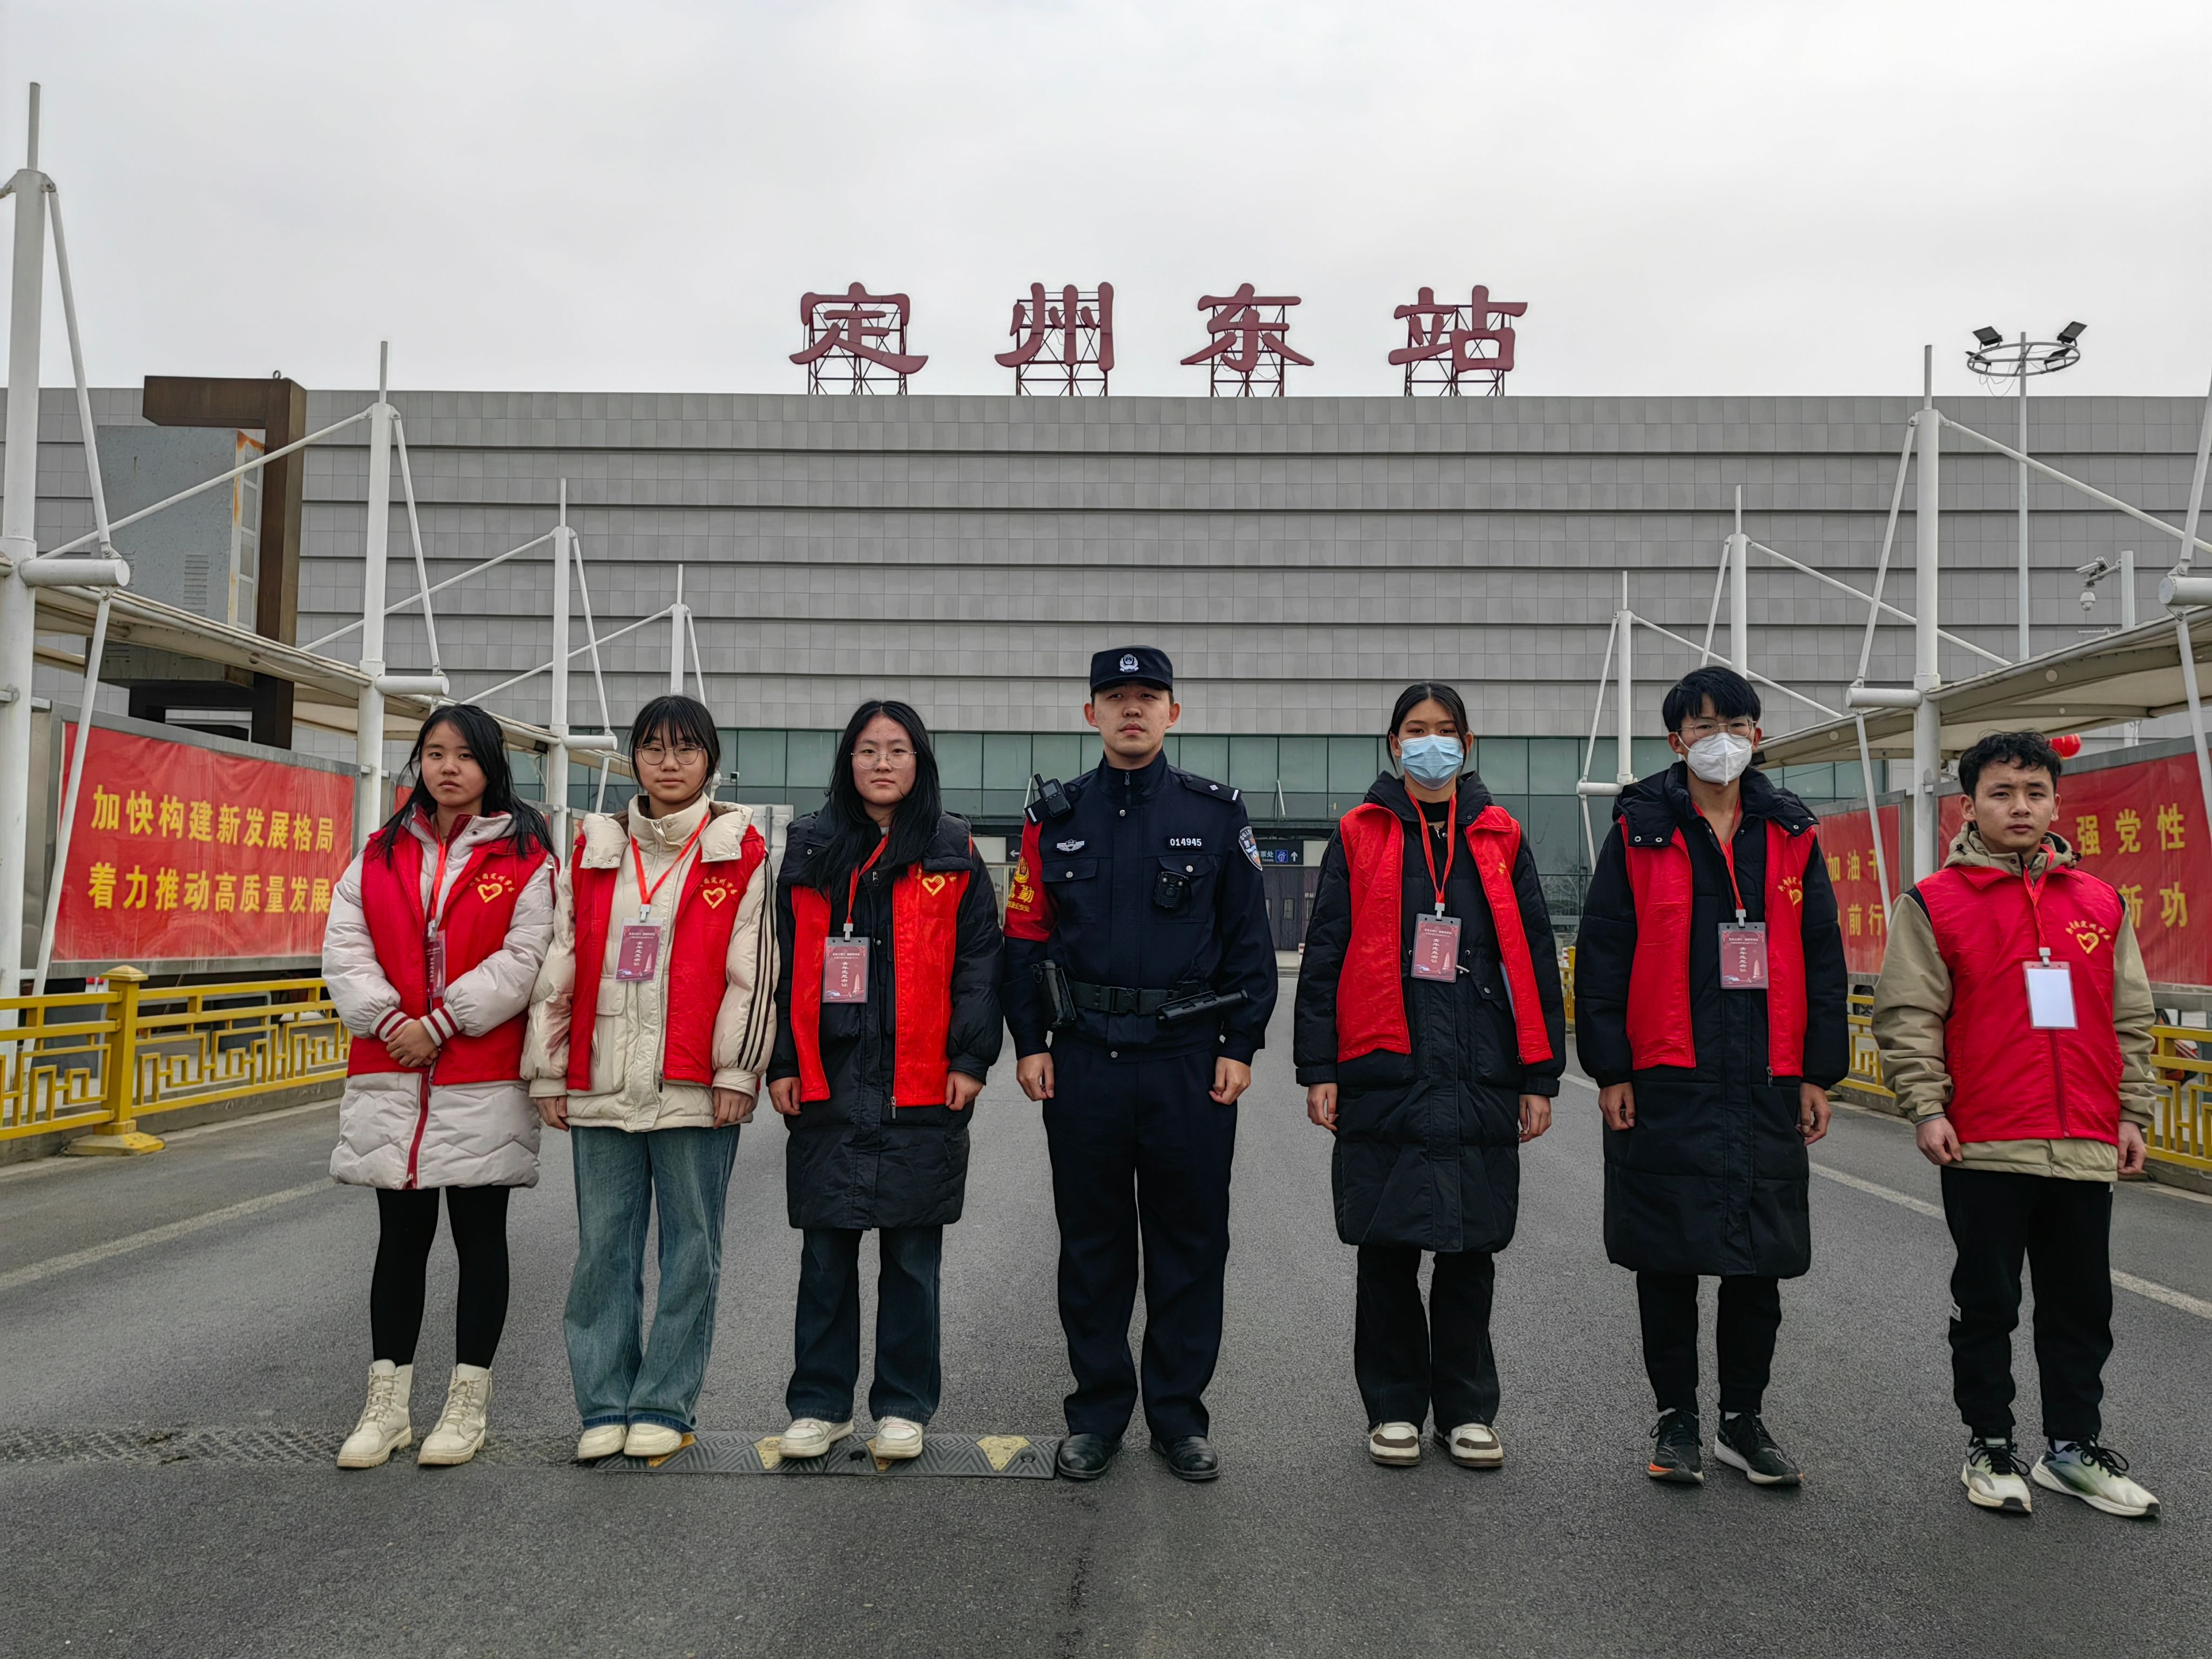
[1055, 1433, 1121, 1481]
[1150, 1435, 1221, 1482]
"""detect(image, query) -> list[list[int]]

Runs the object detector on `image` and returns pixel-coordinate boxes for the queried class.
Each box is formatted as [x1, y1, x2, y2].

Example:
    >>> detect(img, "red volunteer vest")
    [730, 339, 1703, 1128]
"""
[348, 826, 548, 1085]
[1915, 859, 2125, 1145]
[1623, 817, 1811, 1074]
[566, 816, 768, 1091]
[788, 864, 971, 1106]
[1333, 801, 1555, 1067]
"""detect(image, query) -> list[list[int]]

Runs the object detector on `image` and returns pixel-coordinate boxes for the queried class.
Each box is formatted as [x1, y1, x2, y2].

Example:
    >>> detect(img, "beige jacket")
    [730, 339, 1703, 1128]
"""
[523, 797, 777, 1131]
[1871, 822, 2155, 1180]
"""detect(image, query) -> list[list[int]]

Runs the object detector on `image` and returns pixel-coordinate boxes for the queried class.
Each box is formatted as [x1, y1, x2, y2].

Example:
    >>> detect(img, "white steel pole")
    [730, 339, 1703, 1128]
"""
[547, 479, 571, 844]
[1616, 574, 1634, 785]
[669, 565, 688, 693]
[2169, 369, 2212, 847]
[2017, 334, 2031, 662]
[2121, 549, 2141, 746]
[354, 342, 394, 851]
[0, 85, 50, 996]
[1728, 484, 1749, 675]
[1911, 347, 1944, 882]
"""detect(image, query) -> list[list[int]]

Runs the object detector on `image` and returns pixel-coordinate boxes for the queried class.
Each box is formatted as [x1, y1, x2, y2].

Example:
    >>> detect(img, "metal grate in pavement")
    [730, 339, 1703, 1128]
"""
[596, 1431, 1060, 1478]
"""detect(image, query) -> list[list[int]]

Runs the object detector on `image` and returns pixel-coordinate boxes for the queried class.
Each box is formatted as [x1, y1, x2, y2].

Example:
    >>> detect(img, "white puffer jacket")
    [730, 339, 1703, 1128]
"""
[324, 811, 557, 1189]
[523, 797, 777, 1132]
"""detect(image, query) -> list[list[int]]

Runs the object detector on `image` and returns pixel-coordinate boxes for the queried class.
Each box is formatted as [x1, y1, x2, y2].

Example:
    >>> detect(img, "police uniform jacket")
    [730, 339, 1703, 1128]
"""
[1002, 753, 1278, 1061]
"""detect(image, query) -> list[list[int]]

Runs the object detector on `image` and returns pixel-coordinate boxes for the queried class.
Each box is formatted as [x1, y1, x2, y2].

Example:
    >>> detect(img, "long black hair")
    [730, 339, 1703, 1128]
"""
[627, 693, 723, 787]
[807, 700, 944, 900]
[373, 703, 554, 864]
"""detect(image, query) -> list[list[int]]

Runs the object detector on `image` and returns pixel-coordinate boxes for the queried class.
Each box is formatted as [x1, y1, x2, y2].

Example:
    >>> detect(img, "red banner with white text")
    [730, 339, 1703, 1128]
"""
[54, 724, 355, 967]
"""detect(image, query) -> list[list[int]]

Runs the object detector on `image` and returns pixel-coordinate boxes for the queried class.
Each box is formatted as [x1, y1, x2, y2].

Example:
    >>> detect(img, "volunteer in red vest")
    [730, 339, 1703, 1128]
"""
[1575, 665, 1847, 1489]
[523, 694, 777, 1462]
[1873, 730, 2161, 1520]
[765, 700, 1003, 1462]
[1293, 683, 1566, 1470]
[324, 703, 556, 1470]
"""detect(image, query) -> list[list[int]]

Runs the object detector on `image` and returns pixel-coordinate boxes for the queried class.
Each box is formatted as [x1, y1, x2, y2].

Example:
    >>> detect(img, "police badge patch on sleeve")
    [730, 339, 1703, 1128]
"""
[1239, 826, 1263, 869]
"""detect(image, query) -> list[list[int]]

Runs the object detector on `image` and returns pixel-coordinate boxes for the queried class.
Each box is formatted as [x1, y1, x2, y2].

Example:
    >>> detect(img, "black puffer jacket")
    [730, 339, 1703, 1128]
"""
[1293, 773, 1566, 1255]
[768, 812, 1003, 1231]
[1575, 764, 1847, 1279]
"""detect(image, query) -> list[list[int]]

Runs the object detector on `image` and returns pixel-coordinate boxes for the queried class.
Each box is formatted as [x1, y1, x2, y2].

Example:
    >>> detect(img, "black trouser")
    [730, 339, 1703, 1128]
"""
[785, 1226, 945, 1426]
[370, 1186, 511, 1369]
[1636, 1271, 1781, 1417]
[1042, 1041, 1235, 1441]
[1354, 1246, 1498, 1431]
[1941, 1166, 2113, 1443]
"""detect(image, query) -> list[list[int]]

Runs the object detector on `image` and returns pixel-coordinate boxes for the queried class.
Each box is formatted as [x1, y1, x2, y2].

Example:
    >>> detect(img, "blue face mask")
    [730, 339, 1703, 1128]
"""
[1398, 734, 1464, 787]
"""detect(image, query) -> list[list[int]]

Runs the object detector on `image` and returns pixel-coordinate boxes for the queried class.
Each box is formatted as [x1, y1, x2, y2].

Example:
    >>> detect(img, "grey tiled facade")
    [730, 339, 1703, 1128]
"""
[10, 387, 2196, 745]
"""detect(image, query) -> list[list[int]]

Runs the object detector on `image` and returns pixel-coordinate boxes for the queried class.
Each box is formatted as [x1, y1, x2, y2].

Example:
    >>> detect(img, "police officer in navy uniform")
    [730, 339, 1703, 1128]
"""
[1003, 646, 1279, 1483]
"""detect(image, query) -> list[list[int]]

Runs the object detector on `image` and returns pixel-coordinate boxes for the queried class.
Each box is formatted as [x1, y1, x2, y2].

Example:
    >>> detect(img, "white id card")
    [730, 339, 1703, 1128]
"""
[2024, 960, 2077, 1029]
[823, 937, 871, 1003]
[1718, 922, 1769, 988]
[1411, 913, 1461, 980]
[615, 923, 663, 982]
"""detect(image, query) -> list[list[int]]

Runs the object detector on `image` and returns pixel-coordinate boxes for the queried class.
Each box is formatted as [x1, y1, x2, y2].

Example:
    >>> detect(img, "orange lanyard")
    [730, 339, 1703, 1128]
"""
[841, 834, 891, 938]
[1417, 790, 1458, 916]
[2022, 858, 2055, 959]
[1701, 807, 1750, 921]
[426, 815, 474, 931]
[630, 815, 711, 919]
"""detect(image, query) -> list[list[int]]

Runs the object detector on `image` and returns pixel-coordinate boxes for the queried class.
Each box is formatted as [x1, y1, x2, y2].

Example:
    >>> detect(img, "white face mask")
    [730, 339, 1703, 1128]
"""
[1685, 731, 1754, 784]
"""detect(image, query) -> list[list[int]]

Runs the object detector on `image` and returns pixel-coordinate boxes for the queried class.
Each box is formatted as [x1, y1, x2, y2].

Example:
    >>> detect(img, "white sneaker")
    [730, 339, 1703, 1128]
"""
[623, 1422, 686, 1459]
[1444, 1422, 1504, 1468]
[416, 1364, 491, 1467]
[576, 1424, 627, 1461]
[780, 1417, 854, 1459]
[872, 1417, 925, 1460]
[1961, 1437, 2033, 1514]
[336, 1360, 413, 1469]
[1367, 1421, 1421, 1467]
[2033, 1442, 2160, 1519]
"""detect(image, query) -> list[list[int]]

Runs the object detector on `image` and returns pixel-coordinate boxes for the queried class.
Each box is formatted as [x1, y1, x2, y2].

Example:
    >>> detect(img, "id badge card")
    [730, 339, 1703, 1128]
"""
[615, 923, 663, 982]
[1718, 921, 1769, 988]
[426, 928, 447, 999]
[823, 937, 871, 1003]
[2024, 960, 2078, 1029]
[1411, 913, 1461, 981]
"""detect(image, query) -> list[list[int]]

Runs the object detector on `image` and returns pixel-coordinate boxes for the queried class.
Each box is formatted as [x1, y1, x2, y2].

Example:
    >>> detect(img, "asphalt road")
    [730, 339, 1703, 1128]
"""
[4, 974, 2209, 1658]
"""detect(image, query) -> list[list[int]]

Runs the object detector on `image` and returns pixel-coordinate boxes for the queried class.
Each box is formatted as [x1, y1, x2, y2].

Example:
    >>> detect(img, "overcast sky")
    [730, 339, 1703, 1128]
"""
[3, 1, 2207, 401]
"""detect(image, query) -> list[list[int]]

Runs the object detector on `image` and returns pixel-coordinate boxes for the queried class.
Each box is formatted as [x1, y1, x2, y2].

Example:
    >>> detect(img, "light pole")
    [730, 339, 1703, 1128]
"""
[1967, 322, 2085, 661]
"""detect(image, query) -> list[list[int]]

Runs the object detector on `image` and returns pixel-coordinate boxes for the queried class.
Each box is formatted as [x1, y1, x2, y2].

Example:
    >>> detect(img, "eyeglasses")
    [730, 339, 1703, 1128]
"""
[1681, 718, 1756, 739]
[855, 745, 914, 764]
[636, 743, 706, 764]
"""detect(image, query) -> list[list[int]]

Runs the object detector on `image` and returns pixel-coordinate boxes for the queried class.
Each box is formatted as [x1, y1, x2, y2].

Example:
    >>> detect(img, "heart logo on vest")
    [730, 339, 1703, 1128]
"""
[919, 874, 950, 896]
[1779, 874, 1804, 907]
[475, 877, 508, 903]
[2066, 919, 2107, 954]
[699, 885, 730, 909]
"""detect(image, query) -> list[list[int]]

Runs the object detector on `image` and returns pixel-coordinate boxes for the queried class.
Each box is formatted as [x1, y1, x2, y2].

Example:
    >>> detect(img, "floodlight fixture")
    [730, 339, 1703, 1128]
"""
[1971, 326, 2004, 348]
[2056, 321, 2086, 346]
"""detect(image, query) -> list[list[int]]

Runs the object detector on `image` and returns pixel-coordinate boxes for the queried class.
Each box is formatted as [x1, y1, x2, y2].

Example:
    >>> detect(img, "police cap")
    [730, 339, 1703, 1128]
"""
[1090, 645, 1174, 693]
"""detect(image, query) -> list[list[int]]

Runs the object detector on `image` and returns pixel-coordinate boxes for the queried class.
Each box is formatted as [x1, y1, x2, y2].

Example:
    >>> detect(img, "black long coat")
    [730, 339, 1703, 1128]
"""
[1574, 765, 1848, 1279]
[768, 813, 1004, 1232]
[1293, 774, 1567, 1255]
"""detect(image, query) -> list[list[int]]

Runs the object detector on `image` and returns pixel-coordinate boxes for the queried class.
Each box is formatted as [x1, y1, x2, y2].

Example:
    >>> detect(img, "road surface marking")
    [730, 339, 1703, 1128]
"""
[0, 1180, 333, 1293]
[1810, 1163, 2212, 1321]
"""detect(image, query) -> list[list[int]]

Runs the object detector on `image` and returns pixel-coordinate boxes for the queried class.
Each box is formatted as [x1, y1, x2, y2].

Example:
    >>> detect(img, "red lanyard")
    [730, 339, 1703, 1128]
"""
[426, 815, 474, 930]
[1700, 807, 1750, 920]
[842, 834, 891, 937]
[2022, 857, 2054, 959]
[631, 814, 711, 916]
[1417, 790, 1458, 915]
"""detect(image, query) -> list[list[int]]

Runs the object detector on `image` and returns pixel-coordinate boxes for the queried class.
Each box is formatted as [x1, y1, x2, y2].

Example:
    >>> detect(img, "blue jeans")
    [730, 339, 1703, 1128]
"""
[565, 1123, 740, 1434]
[785, 1226, 943, 1425]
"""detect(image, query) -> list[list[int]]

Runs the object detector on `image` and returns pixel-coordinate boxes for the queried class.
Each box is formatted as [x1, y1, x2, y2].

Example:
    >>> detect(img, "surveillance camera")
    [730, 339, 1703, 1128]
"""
[2075, 558, 2110, 578]
[2081, 588, 2098, 613]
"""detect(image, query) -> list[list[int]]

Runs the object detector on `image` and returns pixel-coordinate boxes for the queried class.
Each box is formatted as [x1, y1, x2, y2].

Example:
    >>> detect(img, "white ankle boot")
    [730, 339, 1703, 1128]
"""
[337, 1360, 413, 1469]
[417, 1364, 493, 1467]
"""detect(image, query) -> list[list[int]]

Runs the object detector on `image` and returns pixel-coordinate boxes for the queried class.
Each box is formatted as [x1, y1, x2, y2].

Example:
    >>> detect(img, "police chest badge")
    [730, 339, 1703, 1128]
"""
[1238, 826, 1263, 869]
[1055, 839, 1086, 853]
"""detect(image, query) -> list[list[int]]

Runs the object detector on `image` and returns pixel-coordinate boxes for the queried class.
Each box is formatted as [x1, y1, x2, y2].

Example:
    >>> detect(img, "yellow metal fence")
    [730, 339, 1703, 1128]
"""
[0, 968, 350, 1147]
[1845, 993, 2212, 1172]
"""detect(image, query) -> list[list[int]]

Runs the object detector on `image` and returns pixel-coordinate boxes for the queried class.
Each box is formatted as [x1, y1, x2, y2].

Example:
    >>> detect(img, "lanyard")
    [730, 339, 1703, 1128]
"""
[2021, 855, 2055, 961]
[841, 834, 891, 939]
[426, 815, 474, 931]
[1417, 790, 1458, 916]
[630, 814, 711, 919]
[1701, 807, 1750, 922]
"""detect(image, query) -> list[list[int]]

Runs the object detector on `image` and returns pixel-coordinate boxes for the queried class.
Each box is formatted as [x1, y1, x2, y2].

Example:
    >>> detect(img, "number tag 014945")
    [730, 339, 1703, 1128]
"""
[824, 937, 871, 1003]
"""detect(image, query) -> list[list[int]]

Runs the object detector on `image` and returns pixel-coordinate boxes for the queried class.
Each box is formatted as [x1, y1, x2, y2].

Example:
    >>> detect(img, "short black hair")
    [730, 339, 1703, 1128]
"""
[627, 694, 721, 777]
[1662, 665, 1761, 733]
[1958, 730, 2063, 798]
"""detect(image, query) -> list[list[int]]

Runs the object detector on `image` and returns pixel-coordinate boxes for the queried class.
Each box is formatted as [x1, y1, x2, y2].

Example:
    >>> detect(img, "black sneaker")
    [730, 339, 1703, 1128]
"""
[1647, 1410, 1703, 1484]
[1714, 1412, 1802, 1487]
